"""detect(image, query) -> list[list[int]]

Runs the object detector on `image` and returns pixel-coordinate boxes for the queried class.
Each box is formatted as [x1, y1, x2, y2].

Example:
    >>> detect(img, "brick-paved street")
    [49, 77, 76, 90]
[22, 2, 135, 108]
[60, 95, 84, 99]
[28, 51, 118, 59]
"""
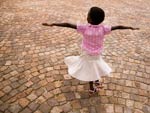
[0, 0, 150, 113]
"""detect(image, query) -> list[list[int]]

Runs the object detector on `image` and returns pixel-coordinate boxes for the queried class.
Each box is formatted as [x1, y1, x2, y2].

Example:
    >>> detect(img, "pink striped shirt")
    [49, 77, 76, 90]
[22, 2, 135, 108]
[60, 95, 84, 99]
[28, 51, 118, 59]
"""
[77, 24, 111, 55]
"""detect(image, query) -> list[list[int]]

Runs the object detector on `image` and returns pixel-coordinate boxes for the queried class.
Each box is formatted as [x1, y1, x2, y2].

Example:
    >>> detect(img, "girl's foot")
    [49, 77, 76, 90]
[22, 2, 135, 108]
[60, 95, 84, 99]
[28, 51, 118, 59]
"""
[94, 80, 104, 90]
[89, 88, 98, 96]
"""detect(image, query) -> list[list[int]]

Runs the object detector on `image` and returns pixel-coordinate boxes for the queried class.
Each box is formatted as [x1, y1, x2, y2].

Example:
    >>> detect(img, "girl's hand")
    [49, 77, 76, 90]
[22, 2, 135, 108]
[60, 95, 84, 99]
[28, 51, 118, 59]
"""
[42, 23, 54, 26]
[130, 27, 140, 30]
[42, 23, 49, 26]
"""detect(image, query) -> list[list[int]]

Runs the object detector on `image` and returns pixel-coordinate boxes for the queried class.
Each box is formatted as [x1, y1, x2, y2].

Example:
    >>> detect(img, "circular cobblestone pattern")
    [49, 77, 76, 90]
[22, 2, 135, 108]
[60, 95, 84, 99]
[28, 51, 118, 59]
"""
[0, 0, 149, 113]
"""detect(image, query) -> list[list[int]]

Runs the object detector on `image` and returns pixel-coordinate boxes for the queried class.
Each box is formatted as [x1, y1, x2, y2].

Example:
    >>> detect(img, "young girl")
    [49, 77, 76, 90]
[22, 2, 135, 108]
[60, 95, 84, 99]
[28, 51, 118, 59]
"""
[42, 7, 138, 95]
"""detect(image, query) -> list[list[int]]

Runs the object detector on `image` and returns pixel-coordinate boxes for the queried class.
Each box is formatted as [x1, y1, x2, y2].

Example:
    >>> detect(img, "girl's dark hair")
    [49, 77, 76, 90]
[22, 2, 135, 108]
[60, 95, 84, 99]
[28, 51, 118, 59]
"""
[89, 7, 105, 25]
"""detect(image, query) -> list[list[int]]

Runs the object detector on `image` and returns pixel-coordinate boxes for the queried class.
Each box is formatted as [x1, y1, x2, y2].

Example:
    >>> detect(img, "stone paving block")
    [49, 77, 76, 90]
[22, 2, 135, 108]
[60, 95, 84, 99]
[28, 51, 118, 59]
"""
[114, 105, 123, 113]
[77, 85, 84, 92]
[122, 92, 130, 99]
[45, 83, 55, 91]
[55, 94, 66, 102]
[3, 74, 11, 80]
[51, 106, 63, 113]
[47, 98, 59, 107]
[89, 97, 101, 105]
[33, 110, 42, 113]
[32, 71, 40, 76]
[38, 102, 51, 113]
[74, 92, 81, 99]
[36, 88, 45, 97]
[65, 92, 75, 101]
[36, 96, 46, 104]
[0, 100, 3, 105]
[63, 80, 72, 86]
[71, 79, 80, 85]
[53, 88, 61, 95]
[61, 102, 72, 112]
[105, 104, 114, 113]
[96, 104, 106, 113]
[126, 99, 134, 107]
[106, 90, 113, 96]
[125, 80, 133, 87]
[2, 80, 11, 87]
[46, 77, 55, 82]
[20, 107, 32, 113]
[117, 98, 126, 105]
[142, 105, 150, 113]
[10, 71, 18, 76]
[124, 107, 133, 113]
[9, 103, 22, 113]
[60, 86, 71, 93]
[28, 101, 40, 112]
[32, 83, 41, 90]
[0, 91, 5, 97]
[134, 101, 143, 109]
[5, 61, 11, 66]
[80, 99, 91, 107]
[9, 89, 19, 96]
[100, 96, 109, 104]
[70, 86, 77, 92]
[98, 89, 106, 96]
[39, 74, 45, 80]
[138, 89, 148, 96]
[0, 0, 149, 113]
[11, 81, 20, 88]
[24, 88, 33, 95]
[63, 74, 72, 80]
[134, 109, 144, 113]
[0, 103, 9, 112]
[38, 79, 48, 86]
[80, 92, 90, 99]
[3, 110, 11, 113]
[31, 77, 40, 83]
[43, 91, 54, 99]
[71, 100, 81, 109]
[27, 93, 38, 101]
[2, 86, 12, 93]
[80, 107, 89, 113]
[54, 80, 62, 88]
[108, 96, 118, 104]
[18, 98, 30, 108]
[130, 88, 138, 94]
[89, 106, 97, 113]
[108, 83, 116, 90]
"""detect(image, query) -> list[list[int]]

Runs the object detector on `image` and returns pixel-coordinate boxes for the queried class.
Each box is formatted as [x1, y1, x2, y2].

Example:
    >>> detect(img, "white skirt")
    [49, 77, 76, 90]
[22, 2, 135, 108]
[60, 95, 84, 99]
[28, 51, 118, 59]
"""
[64, 51, 112, 81]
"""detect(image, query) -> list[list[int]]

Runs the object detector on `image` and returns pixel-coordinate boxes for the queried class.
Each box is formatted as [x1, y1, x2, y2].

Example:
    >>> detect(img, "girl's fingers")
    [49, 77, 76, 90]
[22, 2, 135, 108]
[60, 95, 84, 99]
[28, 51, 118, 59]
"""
[42, 23, 54, 27]
[42, 23, 48, 26]
[132, 28, 140, 30]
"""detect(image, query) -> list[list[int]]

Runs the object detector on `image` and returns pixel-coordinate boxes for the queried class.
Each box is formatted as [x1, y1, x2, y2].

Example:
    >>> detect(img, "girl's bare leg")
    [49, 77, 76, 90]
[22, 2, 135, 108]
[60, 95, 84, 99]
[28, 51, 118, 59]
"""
[89, 81, 94, 90]
[89, 81, 97, 95]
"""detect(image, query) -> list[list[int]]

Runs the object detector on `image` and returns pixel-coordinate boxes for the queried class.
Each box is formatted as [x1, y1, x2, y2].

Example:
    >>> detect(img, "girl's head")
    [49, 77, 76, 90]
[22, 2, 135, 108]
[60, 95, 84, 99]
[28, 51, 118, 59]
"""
[87, 7, 105, 25]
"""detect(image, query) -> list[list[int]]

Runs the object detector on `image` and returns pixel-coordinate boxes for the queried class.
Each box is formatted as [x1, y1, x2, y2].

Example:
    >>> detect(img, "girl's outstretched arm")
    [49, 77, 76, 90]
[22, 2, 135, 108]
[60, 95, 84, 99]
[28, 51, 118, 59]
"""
[111, 26, 139, 31]
[42, 23, 77, 29]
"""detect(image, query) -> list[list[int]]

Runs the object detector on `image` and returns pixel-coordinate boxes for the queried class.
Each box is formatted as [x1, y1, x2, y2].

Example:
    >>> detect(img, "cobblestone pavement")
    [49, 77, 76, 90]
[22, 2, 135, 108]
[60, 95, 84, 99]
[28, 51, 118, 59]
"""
[0, 0, 150, 113]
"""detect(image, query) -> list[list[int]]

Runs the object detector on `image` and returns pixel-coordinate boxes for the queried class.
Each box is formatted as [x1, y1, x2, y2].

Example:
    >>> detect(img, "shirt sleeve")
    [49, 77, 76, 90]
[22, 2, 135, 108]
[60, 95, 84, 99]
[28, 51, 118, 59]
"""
[103, 25, 111, 35]
[77, 24, 86, 33]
